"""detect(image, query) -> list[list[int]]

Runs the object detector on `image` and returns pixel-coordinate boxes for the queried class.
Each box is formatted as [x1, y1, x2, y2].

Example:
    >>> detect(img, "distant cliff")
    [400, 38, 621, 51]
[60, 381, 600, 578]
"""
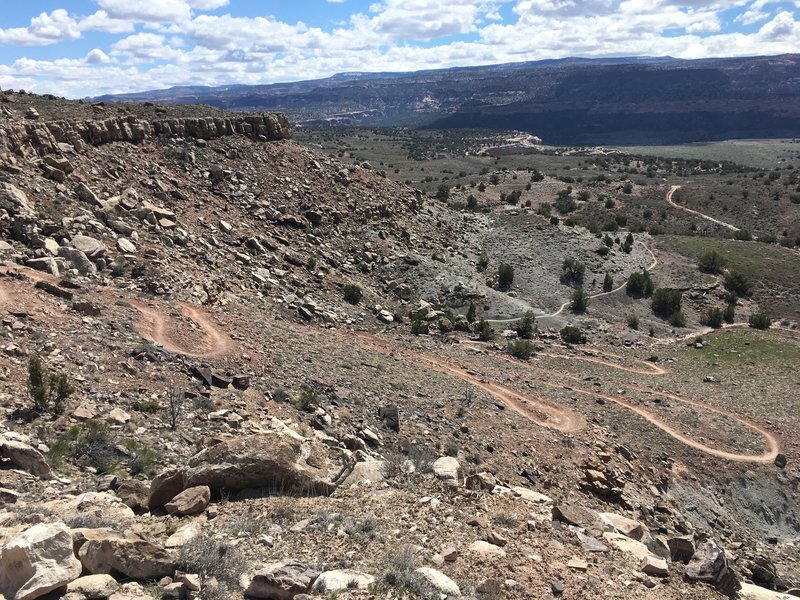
[96, 55, 800, 145]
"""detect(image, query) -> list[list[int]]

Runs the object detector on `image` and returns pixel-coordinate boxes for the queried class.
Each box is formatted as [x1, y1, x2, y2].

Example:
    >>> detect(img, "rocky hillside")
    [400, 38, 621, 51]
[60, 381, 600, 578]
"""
[0, 90, 797, 600]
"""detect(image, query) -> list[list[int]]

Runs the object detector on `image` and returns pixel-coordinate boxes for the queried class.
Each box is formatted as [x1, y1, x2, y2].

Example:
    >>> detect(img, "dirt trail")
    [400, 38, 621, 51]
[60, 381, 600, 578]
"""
[128, 299, 235, 359]
[0, 263, 235, 359]
[666, 185, 740, 231]
[489, 242, 658, 326]
[341, 330, 585, 433]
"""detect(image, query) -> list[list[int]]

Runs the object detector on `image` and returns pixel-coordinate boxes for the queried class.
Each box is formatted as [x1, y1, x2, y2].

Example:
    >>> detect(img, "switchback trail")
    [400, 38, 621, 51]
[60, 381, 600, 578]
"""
[0, 263, 235, 360]
[331, 329, 585, 434]
[128, 299, 235, 359]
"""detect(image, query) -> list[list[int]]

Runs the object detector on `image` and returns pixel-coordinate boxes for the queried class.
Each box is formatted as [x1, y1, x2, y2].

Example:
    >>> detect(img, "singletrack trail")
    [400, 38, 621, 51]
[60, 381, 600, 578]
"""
[665, 184, 740, 231]
[129, 299, 235, 359]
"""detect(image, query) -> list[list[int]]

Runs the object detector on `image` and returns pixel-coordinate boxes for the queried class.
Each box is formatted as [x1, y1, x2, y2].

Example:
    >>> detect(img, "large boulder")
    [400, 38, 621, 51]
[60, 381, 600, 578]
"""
[432, 456, 461, 483]
[0, 436, 52, 479]
[57, 247, 97, 276]
[245, 559, 319, 600]
[69, 235, 106, 260]
[44, 492, 135, 525]
[76, 529, 174, 579]
[183, 430, 351, 496]
[0, 183, 35, 217]
[685, 542, 741, 597]
[147, 468, 185, 511]
[0, 521, 81, 600]
[165, 485, 210, 517]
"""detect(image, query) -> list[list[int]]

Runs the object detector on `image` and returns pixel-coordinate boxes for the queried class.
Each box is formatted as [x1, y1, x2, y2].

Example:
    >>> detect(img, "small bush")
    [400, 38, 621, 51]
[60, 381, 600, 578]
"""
[701, 307, 724, 329]
[570, 287, 589, 313]
[134, 399, 161, 413]
[723, 303, 735, 324]
[343, 283, 363, 305]
[515, 310, 536, 339]
[477, 252, 489, 272]
[57, 420, 119, 474]
[603, 273, 614, 292]
[477, 319, 495, 341]
[698, 250, 726, 274]
[410, 316, 429, 335]
[497, 263, 514, 291]
[734, 229, 753, 241]
[177, 538, 246, 586]
[466, 301, 477, 323]
[295, 390, 318, 412]
[561, 258, 585, 285]
[560, 325, 587, 344]
[507, 339, 534, 360]
[668, 310, 687, 328]
[749, 313, 771, 329]
[21, 355, 75, 421]
[124, 438, 158, 477]
[627, 314, 640, 330]
[724, 270, 752, 297]
[626, 270, 655, 298]
[652, 288, 683, 320]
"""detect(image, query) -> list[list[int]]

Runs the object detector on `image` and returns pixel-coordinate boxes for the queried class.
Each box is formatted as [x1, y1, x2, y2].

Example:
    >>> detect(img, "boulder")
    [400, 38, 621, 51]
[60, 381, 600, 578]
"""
[45, 492, 135, 525]
[77, 530, 174, 579]
[70, 235, 106, 260]
[468, 540, 507, 559]
[0, 183, 34, 217]
[75, 183, 102, 207]
[602, 532, 651, 562]
[116, 480, 149, 512]
[512, 486, 552, 504]
[165, 485, 210, 517]
[685, 542, 741, 597]
[245, 559, 319, 600]
[0, 521, 81, 600]
[66, 574, 119, 599]
[58, 247, 97, 275]
[667, 535, 695, 564]
[377, 404, 400, 432]
[147, 469, 185, 511]
[411, 568, 460, 597]
[182, 430, 351, 496]
[164, 522, 202, 548]
[0, 436, 53, 479]
[641, 554, 669, 577]
[312, 570, 374, 593]
[552, 504, 597, 527]
[432, 456, 461, 483]
[342, 461, 385, 486]
[599, 512, 645, 540]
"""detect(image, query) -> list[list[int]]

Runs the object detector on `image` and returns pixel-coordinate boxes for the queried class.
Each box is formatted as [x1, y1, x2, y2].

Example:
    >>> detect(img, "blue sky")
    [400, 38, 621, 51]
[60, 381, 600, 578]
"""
[0, 1, 798, 97]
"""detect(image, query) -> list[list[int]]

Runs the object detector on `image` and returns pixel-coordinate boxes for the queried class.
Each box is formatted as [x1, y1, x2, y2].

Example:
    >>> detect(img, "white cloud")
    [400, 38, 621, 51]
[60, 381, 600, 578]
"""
[78, 11, 136, 34]
[0, 10, 80, 46]
[97, 0, 192, 23]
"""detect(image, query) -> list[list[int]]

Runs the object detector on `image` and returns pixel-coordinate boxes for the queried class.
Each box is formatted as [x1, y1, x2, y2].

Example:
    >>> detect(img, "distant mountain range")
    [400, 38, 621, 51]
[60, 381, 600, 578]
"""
[97, 55, 800, 145]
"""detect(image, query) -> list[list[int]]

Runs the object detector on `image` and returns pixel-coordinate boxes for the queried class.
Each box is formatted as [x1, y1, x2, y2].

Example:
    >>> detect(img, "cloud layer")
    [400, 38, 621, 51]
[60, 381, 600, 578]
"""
[0, 0, 798, 97]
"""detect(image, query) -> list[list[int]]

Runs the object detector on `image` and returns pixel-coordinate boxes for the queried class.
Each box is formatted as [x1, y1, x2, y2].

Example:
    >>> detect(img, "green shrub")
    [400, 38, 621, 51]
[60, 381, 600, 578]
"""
[343, 283, 363, 305]
[497, 264, 514, 291]
[134, 399, 161, 413]
[652, 288, 682, 319]
[295, 390, 318, 412]
[603, 273, 614, 292]
[124, 438, 158, 477]
[58, 420, 119, 474]
[626, 270, 654, 298]
[698, 250, 726, 274]
[477, 252, 489, 272]
[507, 339, 534, 360]
[410, 316, 428, 335]
[733, 229, 753, 241]
[570, 287, 589, 313]
[21, 355, 75, 421]
[627, 314, 640, 330]
[467, 195, 477, 210]
[748, 313, 771, 329]
[478, 319, 495, 341]
[724, 270, 752, 297]
[701, 307, 723, 328]
[561, 258, 585, 285]
[723, 303, 735, 324]
[466, 301, 477, 324]
[515, 310, 536, 339]
[668, 310, 687, 328]
[560, 325, 587, 344]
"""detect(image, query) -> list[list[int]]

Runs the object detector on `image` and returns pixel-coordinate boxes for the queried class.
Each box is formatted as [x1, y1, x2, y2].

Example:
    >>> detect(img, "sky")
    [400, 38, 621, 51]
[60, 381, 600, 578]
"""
[0, 0, 798, 98]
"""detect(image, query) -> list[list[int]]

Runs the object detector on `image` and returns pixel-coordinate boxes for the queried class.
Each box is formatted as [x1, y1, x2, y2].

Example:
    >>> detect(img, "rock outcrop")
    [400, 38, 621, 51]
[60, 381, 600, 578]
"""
[0, 114, 292, 158]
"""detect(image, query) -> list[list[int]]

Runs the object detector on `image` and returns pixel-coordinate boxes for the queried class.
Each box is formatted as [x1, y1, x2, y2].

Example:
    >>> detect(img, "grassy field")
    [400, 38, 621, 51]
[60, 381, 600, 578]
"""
[692, 328, 800, 369]
[614, 139, 800, 170]
[662, 235, 800, 317]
